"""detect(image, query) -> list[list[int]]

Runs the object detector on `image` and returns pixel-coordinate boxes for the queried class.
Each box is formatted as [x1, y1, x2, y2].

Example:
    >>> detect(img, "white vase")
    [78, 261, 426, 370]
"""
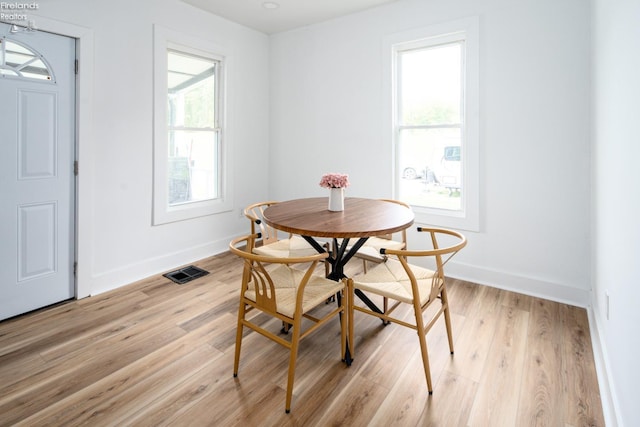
[328, 188, 345, 211]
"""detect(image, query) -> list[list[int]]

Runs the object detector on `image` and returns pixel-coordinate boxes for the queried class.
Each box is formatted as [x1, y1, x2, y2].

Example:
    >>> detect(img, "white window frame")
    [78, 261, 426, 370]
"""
[384, 17, 479, 231]
[152, 25, 231, 225]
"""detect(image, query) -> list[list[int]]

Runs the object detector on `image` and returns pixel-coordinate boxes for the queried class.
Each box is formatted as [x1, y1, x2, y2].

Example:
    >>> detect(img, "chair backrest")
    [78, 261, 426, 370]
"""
[229, 233, 329, 315]
[243, 201, 281, 246]
[381, 227, 466, 303]
[378, 199, 412, 244]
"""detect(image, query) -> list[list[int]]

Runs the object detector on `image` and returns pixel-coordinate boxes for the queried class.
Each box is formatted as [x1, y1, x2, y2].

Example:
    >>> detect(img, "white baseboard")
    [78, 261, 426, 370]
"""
[447, 260, 591, 307]
[87, 236, 233, 296]
[587, 307, 621, 427]
[89, 250, 591, 306]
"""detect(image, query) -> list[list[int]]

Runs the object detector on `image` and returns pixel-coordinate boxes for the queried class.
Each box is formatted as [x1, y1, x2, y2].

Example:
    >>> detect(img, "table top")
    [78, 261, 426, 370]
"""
[262, 197, 415, 239]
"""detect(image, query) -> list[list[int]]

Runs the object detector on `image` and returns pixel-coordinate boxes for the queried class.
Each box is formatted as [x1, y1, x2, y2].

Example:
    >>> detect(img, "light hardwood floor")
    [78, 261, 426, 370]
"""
[0, 252, 604, 426]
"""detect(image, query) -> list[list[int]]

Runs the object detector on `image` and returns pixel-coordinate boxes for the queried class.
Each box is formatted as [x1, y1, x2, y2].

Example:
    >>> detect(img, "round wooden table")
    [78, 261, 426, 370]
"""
[262, 197, 414, 239]
[263, 197, 414, 280]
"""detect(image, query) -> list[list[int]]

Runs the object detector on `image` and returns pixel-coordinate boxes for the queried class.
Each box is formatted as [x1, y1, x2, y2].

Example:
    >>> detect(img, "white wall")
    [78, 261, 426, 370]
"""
[592, 0, 640, 425]
[34, 0, 270, 295]
[269, 0, 592, 306]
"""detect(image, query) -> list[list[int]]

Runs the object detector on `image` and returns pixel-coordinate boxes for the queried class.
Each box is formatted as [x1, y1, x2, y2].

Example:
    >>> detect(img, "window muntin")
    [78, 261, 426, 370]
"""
[0, 38, 53, 81]
[396, 40, 464, 212]
[167, 50, 220, 206]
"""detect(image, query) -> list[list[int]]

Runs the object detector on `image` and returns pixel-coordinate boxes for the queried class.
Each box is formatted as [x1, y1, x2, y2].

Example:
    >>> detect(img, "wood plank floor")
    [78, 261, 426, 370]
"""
[0, 252, 604, 426]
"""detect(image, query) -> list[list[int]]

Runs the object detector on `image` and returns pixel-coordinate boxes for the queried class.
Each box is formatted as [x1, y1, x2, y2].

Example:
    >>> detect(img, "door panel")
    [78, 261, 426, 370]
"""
[19, 90, 58, 179]
[18, 202, 57, 281]
[0, 23, 76, 321]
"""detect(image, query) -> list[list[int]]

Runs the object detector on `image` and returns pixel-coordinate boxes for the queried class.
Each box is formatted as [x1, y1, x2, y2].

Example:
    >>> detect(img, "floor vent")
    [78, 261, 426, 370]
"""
[163, 265, 209, 285]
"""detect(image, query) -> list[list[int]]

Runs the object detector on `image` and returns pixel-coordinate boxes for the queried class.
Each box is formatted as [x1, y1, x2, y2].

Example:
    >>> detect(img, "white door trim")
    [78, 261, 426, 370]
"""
[26, 14, 95, 299]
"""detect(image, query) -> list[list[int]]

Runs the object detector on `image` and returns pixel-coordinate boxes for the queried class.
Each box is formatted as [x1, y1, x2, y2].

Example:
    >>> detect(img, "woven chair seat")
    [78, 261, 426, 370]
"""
[352, 258, 441, 305]
[252, 235, 318, 258]
[351, 236, 405, 261]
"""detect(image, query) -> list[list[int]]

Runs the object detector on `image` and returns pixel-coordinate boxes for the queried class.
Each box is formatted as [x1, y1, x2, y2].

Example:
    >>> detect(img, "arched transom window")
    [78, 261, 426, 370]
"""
[0, 37, 54, 82]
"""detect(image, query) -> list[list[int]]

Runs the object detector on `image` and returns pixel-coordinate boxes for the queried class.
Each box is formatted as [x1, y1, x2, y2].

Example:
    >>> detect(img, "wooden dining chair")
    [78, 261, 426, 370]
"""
[338, 199, 411, 273]
[229, 233, 348, 413]
[346, 227, 466, 394]
[244, 201, 319, 258]
[245, 201, 330, 285]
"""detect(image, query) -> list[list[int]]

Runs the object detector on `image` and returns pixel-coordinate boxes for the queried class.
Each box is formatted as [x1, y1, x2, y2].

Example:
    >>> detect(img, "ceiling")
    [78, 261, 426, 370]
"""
[181, 0, 400, 35]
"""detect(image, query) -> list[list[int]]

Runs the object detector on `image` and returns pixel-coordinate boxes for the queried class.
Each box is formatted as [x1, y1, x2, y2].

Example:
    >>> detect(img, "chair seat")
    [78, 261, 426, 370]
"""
[335, 236, 405, 261]
[244, 265, 343, 317]
[363, 236, 406, 251]
[253, 235, 318, 258]
[352, 258, 441, 306]
[354, 237, 405, 261]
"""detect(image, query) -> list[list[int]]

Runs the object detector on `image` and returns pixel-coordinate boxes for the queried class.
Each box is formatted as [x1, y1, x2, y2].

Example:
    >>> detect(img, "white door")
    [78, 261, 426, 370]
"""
[0, 23, 76, 321]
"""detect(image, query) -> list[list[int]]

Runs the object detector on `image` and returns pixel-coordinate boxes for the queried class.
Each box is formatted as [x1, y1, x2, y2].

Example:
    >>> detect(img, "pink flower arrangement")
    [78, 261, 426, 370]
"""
[319, 173, 350, 189]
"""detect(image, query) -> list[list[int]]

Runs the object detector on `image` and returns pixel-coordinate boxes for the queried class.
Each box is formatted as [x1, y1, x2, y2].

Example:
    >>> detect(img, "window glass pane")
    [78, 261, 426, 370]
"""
[21, 58, 51, 80]
[167, 50, 216, 129]
[4, 41, 35, 66]
[398, 127, 462, 211]
[167, 130, 218, 205]
[1, 40, 52, 81]
[399, 43, 462, 126]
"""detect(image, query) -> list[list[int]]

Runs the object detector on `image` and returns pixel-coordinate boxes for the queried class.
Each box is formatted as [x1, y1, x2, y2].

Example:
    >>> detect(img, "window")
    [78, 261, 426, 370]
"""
[167, 50, 219, 206]
[386, 18, 479, 231]
[397, 41, 463, 210]
[0, 37, 53, 81]
[153, 26, 230, 225]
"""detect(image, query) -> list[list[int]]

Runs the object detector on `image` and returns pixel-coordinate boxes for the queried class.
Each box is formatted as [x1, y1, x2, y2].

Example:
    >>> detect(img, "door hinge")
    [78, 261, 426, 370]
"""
[74, 160, 78, 176]
[73, 261, 78, 277]
[75, 59, 79, 75]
